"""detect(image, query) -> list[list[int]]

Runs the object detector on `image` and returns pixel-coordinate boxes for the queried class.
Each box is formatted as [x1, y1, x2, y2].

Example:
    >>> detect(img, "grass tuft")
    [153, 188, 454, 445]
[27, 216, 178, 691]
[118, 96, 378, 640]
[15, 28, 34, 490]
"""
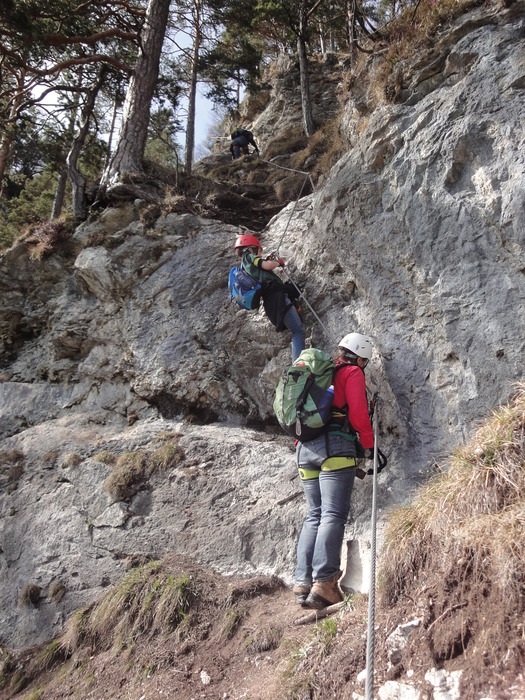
[59, 561, 195, 657]
[221, 608, 246, 640]
[102, 450, 149, 500]
[380, 382, 525, 670]
[18, 584, 41, 608]
[26, 220, 73, 260]
[49, 581, 67, 604]
[102, 435, 185, 501]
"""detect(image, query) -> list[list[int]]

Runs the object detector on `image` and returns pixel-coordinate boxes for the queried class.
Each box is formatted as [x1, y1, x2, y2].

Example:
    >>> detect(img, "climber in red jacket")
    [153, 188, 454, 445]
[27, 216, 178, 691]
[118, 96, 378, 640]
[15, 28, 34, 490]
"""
[293, 332, 375, 610]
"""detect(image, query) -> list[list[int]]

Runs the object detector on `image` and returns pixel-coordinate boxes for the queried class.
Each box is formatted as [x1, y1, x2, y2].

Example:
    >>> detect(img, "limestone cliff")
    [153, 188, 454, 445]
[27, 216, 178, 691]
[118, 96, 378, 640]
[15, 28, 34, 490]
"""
[0, 1, 523, 650]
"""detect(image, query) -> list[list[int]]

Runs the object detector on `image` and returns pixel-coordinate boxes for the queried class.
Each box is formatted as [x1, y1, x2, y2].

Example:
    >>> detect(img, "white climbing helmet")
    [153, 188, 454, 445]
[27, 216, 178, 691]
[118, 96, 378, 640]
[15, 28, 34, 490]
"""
[338, 332, 373, 360]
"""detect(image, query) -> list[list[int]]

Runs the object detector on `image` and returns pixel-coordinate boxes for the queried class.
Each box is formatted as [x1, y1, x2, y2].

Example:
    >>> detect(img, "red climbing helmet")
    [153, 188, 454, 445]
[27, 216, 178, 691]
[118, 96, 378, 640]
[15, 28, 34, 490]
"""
[234, 233, 262, 251]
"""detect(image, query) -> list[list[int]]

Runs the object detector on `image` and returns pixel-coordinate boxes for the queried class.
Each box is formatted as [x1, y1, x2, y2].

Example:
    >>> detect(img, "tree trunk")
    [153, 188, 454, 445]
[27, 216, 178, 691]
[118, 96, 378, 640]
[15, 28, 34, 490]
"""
[0, 70, 26, 199]
[101, 0, 171, 189]
[184, 0, 201, 175]
[51, 169, 69, 220]
[67, 69, 105, 220]
[52, 86, 81, 219]
[319, 20, 326, 54]
[104, 92, 121, 171]
[346, 0, 358, 68]
[297, 2, 315, 137]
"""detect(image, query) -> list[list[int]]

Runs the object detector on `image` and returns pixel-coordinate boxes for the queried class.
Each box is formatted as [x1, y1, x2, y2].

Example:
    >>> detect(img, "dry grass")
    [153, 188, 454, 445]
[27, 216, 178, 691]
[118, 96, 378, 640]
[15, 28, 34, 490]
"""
[381, 382, 525, 599]
[102, 450, 149, 500]
[290, 117, 344, 180]
[221, 608, 247, 640]
[49, 582, 67, 604]
[149, 441, 185, 471]
[274, 174, 311, 203]
[18, 584, 41, 608]
[0, 448, 25, 465]
[264, 129, 309, 161]
[59, 560, 195, 656]
[0, 561, 197, 697]
[92, 450, 118, 465]
[102, 434, 185, 500]
[25, 220, 74, 260]
[61, 452, 82, 468]
[382, 0, 485, 62]
[379, 382, 525, 678]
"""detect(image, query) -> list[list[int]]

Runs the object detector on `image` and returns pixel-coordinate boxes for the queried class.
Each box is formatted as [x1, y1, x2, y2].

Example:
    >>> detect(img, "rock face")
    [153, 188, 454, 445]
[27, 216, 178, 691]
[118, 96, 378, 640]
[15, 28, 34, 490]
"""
[0, 3, 524, 649]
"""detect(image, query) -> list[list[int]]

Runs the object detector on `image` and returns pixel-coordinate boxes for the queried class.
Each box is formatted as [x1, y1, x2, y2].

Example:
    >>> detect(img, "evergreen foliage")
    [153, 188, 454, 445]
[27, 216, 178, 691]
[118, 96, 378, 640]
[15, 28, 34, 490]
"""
[0, 0, 481, 248]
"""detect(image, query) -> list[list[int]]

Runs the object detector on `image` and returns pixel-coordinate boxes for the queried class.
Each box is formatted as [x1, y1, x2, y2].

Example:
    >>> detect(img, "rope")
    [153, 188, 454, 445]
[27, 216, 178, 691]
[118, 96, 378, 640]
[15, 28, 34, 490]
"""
[259, 159, 315, 257]
[254, 158, 335, 344]
[365, 400, 380, 700]
[282, 266, 337, 347]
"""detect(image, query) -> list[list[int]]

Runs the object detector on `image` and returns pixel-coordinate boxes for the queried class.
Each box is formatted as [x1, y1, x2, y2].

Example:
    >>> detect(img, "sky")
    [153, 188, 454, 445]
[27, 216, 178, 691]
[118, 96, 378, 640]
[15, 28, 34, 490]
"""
[177, 87, 214, 156]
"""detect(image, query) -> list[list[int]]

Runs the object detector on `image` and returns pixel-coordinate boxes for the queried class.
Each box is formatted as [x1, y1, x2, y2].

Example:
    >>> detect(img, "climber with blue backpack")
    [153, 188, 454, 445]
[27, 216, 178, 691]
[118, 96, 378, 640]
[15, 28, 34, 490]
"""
[229, 233, 305, 361]
[289, 333, 378, 610]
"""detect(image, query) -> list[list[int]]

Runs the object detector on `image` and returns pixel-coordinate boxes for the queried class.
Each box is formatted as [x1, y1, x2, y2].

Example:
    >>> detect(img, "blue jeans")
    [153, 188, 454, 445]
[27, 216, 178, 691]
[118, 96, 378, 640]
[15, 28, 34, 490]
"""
[295, 436, 356, 584]
[283, 301, 305, 362]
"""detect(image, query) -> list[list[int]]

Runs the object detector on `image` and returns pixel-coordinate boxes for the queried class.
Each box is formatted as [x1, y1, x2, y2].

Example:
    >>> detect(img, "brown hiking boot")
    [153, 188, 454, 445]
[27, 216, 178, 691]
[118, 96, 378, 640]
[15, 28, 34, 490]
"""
[304, 572, 344, 609]
[293, 584, 311, 605]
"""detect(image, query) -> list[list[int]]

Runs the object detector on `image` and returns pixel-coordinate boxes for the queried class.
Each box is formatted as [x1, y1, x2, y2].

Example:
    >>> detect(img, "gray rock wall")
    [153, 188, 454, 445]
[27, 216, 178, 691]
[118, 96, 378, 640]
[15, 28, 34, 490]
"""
[0, 2, 523, 649]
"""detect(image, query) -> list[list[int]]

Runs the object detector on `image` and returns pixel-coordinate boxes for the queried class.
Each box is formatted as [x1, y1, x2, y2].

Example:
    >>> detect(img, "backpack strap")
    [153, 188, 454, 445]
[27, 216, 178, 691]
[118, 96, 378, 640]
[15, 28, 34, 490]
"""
[295, 373, 316, 438]
[240, 257, 264, 285]
[325, 363, 359, 441]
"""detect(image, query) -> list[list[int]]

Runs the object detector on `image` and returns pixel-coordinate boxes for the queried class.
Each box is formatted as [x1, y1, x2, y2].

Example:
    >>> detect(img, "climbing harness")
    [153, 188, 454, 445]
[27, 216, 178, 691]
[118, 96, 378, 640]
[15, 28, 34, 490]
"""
[365, 399, 380, 700]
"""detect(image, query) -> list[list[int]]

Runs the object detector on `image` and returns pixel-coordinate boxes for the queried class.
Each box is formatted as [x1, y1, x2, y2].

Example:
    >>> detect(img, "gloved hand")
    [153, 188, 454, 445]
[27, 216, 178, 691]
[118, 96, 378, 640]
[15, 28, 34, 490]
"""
[364, 448, 374, 460]
[366, 448, 388, 476]
[268, 252, 285, 266]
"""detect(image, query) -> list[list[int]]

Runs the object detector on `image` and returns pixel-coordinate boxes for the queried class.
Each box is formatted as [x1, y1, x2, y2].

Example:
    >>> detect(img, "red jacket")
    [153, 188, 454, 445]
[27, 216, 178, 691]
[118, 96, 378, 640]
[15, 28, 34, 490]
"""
[332, 363, 374, 448]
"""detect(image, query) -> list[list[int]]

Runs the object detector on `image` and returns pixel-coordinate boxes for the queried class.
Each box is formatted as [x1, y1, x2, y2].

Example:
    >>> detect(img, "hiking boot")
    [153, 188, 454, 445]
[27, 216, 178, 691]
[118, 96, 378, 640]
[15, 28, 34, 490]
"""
[304, 572, 343, 609]
[293, 584, 311, 605]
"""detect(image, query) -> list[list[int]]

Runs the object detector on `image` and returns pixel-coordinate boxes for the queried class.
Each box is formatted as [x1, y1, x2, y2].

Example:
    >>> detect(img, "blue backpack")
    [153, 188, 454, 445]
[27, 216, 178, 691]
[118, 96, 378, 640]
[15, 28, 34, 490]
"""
[228, 265, 263, 310]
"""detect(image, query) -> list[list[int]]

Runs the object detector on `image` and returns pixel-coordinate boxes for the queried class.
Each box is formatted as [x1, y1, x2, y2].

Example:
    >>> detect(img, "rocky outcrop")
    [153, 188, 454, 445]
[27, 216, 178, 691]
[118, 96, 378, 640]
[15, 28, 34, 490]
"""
[0, 1, 524, 649]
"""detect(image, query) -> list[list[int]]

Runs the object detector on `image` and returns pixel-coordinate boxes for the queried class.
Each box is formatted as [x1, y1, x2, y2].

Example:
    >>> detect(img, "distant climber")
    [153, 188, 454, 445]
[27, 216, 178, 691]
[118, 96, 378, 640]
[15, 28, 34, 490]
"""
[230, 128, 259, 160]
[293, 332, 375, 610]
[233, 233, 305, 361]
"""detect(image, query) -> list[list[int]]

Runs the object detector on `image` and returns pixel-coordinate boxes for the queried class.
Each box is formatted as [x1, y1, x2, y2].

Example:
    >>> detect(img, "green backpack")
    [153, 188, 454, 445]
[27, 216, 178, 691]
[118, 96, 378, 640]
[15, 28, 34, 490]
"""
[274, 348, 337, 442]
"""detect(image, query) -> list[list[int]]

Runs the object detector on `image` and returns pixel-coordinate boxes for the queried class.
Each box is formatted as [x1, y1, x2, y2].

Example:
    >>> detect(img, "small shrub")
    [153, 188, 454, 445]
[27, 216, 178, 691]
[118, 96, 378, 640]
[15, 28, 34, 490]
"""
[18, 584, 41, 608]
